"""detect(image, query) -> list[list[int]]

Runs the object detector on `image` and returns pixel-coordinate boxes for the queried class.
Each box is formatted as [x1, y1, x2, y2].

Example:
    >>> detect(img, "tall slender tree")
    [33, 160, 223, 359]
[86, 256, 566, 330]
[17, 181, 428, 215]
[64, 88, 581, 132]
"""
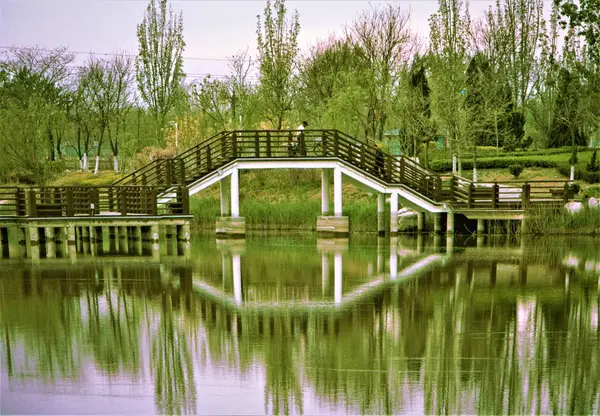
[136, 0, 186, 143]
[256, 0, 300, 129]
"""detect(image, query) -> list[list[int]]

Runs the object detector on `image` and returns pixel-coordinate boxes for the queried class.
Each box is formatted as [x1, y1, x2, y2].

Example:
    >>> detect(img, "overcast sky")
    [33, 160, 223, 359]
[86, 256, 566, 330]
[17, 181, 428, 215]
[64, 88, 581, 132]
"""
[1, 0, 539, 80]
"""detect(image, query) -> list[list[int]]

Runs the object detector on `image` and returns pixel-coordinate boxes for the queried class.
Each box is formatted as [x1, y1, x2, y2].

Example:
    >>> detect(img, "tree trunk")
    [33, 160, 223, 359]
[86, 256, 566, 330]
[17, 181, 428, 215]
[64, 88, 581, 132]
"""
[47, 126, 56, 162]
[94, 156, 100, 175]
[113, 156, 119, 172]
[83, 154, 88, 171]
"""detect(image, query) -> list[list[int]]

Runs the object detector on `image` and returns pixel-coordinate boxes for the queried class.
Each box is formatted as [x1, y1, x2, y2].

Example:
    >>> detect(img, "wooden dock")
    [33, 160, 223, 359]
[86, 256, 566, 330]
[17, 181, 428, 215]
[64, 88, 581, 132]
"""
[0, 185, 192, 260]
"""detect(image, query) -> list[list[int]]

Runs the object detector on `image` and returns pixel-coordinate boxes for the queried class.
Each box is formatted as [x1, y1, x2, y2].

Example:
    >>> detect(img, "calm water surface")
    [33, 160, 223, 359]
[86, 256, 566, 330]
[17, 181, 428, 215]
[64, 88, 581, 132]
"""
[1, 233, 599, 415]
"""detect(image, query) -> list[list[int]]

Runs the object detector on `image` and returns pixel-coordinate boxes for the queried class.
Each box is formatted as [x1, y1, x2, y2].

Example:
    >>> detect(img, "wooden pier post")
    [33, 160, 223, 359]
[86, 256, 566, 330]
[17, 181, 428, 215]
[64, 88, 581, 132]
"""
[434, 214, 442, 235]
[81, 226, 90, 255]
[132, 226, 142, 255]
[417, 212, 425, 233]
[45, 227, 56, 258]
[446, 212, 455, 234]
[477, 219, 486, 235]
[118, 226, 128, 254]
[28, 226, 40, 261]
[151, 224, 160, 260]
[6, 226, 21, 258]
[108, 226, 117, 253]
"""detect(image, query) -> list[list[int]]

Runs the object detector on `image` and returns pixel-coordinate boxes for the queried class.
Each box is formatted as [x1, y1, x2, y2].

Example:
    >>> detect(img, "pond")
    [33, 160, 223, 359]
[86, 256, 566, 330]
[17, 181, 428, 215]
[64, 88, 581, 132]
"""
[1, 233, 599, 415]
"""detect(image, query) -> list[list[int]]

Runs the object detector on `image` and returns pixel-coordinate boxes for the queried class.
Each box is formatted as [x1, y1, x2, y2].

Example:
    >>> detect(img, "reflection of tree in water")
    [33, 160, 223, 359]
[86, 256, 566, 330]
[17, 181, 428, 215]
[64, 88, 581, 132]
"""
[84, 266, 142, 375]
[151, 291, 196, 415]
[1, 268, 85, 381]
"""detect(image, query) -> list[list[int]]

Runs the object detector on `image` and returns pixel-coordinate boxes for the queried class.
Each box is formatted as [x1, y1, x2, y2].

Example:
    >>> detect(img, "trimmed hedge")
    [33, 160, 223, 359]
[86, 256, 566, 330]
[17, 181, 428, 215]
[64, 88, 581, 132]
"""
[557, 164, 600, 184]
[430, 146, 588, 161]
[429, 157, 559, 172]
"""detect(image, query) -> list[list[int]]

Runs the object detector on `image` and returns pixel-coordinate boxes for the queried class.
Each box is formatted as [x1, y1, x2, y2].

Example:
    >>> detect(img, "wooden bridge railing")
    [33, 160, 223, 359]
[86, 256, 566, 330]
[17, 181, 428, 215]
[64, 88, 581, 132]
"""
[111, 129, 576, 210]
[0, 185, 190, 218]
[449, 176, 575, 209]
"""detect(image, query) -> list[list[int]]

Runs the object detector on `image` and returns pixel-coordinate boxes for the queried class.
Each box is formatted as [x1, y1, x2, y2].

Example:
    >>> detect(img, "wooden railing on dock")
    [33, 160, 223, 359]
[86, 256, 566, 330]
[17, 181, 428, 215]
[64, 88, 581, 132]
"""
[0, 185, 189, 218]
[111, 129, 577, 211]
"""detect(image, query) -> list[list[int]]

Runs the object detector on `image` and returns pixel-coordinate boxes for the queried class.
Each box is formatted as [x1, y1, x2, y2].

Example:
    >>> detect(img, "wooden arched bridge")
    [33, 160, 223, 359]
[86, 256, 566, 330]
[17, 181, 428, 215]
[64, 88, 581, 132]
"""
[0, 129, 577, 257]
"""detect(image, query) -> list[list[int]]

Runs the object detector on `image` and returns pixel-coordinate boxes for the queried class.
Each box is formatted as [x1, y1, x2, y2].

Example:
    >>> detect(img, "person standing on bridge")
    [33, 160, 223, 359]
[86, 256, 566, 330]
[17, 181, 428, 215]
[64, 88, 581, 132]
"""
[374, 143, 386, 178]
[291, 121, 308, 156]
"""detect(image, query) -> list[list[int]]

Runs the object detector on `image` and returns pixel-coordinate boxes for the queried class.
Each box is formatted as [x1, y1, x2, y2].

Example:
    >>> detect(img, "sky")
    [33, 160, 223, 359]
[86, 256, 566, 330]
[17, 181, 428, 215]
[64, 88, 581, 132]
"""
[0, 0, 542, 81]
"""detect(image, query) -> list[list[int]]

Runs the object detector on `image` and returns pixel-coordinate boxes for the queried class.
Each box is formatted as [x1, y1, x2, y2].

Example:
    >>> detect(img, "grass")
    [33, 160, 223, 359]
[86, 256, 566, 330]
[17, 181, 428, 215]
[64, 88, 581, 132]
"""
[51, 171, 125, 186]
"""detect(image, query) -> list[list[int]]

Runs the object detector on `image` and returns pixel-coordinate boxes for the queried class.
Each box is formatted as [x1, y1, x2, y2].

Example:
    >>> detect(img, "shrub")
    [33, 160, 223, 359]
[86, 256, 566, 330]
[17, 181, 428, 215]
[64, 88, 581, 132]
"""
[586, 150, 599, 172]
[569, 183, 581, 194]
[583, 185, 600, 199]
[509, 164, 524, 178]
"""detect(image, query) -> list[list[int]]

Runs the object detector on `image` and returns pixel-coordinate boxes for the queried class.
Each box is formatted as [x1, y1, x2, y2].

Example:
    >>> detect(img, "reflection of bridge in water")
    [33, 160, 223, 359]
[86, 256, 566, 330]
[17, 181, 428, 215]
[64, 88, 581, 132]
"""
[1, 236, 598, 415]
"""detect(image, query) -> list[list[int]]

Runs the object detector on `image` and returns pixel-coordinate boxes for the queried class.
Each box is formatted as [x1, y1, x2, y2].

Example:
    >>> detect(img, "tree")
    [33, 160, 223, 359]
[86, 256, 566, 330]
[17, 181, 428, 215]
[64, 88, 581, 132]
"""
[256, 0, 300, 129]
[428, 0, 471, 174]
[548, 67, 586, 178]
[108, 54, 135, 172]
[136, 0, 186, 143]
[401, 59, 436, 166]
[554, 0, 600, 65]
[346, 4, 415, 141]
[0, 46, 74, 182]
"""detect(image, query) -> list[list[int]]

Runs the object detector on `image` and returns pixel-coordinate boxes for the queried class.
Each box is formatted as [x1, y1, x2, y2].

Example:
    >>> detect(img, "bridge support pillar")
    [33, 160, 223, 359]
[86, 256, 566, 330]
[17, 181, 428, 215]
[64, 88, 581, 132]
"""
[390, 193, 398, 235]
[216, 216, 246, 238]
[434, 214, 442, 234]
[321, 169, 331, 214]
[446, 212, 455, 234]
[477, 219, 486, 235]
[316, 216, 349, 237]
[417, 212, 425, 232]
[231, 167, 240, 217]
[220, 176, 231, 216]
[333, 167, 342, 216]
[45, 227, 56, 259]
[377, 193, 385, 235]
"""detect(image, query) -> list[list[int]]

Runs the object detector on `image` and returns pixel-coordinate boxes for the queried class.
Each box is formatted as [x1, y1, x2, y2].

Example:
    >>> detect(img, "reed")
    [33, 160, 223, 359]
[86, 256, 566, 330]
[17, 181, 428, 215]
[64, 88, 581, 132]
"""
[525, 205, 600, 235]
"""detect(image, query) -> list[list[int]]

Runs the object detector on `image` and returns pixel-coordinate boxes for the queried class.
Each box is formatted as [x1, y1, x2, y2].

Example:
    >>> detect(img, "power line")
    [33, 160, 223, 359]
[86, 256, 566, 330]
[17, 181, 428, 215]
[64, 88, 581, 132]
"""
[0, 45, 235, 62]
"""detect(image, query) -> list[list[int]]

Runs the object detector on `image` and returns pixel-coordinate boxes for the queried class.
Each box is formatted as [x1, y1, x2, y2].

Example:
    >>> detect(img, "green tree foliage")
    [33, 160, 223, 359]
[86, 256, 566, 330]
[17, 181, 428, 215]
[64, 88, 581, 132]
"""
[554, 0, 600, 64]
[548, 68, 587, 148]
[345, 4, 414, 141]
[256, 0, 300, 129]
[0, 47, 74, 182]
[400, 59, 435, 164]
[428, 0, 471, 173]
[297, 38, 365, 131]
[136, 0, 186, 143]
